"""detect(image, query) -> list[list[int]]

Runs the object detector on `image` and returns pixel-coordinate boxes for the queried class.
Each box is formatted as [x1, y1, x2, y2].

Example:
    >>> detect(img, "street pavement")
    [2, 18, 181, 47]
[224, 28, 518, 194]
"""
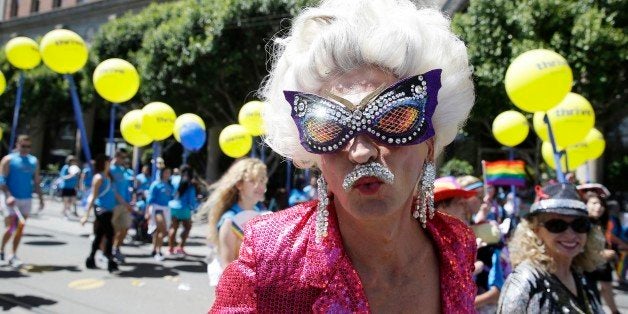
[3, 198, 628, 313]
[1, 197, 215, 313]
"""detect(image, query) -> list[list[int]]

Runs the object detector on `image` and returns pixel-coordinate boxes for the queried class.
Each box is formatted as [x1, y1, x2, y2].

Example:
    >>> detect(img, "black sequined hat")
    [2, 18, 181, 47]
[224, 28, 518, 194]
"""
[528, 183, 588, 217]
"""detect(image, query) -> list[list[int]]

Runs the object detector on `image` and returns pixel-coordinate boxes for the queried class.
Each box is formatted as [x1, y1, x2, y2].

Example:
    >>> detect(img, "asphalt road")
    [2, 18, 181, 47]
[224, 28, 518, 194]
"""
[2, 198, 628, 313]
[1, 198, 215, 313]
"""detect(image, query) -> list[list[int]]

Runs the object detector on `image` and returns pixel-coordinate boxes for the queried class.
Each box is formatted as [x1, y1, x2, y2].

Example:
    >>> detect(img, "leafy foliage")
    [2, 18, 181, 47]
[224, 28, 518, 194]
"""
[438, 158, 474, 177]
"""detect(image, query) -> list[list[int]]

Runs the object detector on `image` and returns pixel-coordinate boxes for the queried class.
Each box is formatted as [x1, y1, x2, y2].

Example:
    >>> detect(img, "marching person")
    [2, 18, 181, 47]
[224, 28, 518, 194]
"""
[498, 184, 605, 313]
[0, 135, 45, 267]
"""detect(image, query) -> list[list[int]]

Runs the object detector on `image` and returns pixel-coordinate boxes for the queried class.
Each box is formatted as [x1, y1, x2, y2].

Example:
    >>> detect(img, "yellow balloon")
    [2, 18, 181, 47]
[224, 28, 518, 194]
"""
[40, 29, 88, 74]
[492, 110, 529, 147]
[93, 58, 140, 103]
[141, 102, 176, 141]
[219, 124, 252, 158]
[583, 128, 605, 160]
[5, 37, 41, 70]
[532, 93, 594, 147]
[505, 49, 573, 112]
[0, 71, 5, 96]
[174, 113, 206, 142]
[238, 101, 265, 136]
[541, 141, 587, 171]
[120, 110, 152, 147]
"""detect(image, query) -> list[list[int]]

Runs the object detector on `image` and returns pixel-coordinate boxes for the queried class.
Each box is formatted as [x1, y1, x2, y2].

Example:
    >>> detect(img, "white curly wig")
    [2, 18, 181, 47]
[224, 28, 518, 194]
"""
[261, 0, 474, 168]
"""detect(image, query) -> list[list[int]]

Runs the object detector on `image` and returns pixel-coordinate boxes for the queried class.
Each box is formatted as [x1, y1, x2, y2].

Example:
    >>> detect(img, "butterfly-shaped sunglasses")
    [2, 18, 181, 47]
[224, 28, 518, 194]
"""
[284, 69, 442, 154]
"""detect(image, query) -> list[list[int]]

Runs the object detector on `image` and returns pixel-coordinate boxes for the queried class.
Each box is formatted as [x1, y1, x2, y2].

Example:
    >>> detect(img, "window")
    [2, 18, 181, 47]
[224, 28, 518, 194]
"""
[52, 0, 62, 8]
[31, 0, 40, 13]
[9, 0, 18, 17]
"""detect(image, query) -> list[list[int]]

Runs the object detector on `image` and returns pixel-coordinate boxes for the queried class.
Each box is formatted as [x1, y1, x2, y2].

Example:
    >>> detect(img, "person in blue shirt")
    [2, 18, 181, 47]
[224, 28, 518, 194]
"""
[59, 155, 80, 218]
[168, 165, 198, 256]
[109, 149, 133, 263]
[81, 154, 118, 272]
[79, 159, 94, 209]
[134, 165, 151, 198]
[170, 167, 181, 190]
[0, 135, 44, 267]
[288, 175, 310, 206]
[146, 168, 174, 261]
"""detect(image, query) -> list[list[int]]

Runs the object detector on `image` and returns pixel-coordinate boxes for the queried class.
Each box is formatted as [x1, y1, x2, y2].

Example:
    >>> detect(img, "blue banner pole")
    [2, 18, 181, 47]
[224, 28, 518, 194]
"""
[151, 141, 159, 182]
[108, 103, 118, 157]
[9, 72, 25, 150]
[509, 148, 518, 217]
[182, 149, 189, 165]
[543, 113, 566, 183]
[65, 75, 93, 172]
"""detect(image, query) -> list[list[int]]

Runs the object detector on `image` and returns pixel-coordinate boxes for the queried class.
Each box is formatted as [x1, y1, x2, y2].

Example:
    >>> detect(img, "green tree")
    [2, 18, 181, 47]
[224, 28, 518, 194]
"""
[452, 0, 627, 189]
[439, 158, 474, 177]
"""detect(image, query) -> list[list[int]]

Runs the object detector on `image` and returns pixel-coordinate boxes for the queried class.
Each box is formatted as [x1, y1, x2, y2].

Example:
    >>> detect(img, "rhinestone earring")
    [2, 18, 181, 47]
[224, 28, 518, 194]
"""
[316, 176, 330, 243]
[413, 161, 435, 228]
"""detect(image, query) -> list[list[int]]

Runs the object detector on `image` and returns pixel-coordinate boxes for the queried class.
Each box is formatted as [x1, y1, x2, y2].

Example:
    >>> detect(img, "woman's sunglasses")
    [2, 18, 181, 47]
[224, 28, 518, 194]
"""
[540, 217, 591, 234]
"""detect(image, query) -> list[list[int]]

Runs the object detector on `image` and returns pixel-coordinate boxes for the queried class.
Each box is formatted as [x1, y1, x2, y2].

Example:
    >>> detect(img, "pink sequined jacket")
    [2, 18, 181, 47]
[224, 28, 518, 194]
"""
[211, 201, 476, 313]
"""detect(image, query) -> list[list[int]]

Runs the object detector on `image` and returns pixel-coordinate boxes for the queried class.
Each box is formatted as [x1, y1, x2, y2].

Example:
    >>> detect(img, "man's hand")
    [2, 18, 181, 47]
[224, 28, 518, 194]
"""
[80, 215, 88, 226]
[6, 195, 16, 207]
[602, 249, 617, 261]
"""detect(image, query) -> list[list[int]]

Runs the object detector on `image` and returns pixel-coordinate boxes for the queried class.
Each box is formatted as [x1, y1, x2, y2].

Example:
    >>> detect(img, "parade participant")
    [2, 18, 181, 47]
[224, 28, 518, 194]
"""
[498, 184, 605, 313]
[81, 154, 118, 272]
[0, 135, 44, 267]
[59, 155, 80, 218]
[583, 191, 621, 314]
[211, 0, 476, 311]
[146, 167, 174, 261]
[201, 158, 267, 267]
[109, 148, 133, 263]
[288, 175, 310, 206]
[167, 165, 199, 256]
[135, 165, 151, 197]
[433, 176, 475, 223]
[79, 159, 94, 209]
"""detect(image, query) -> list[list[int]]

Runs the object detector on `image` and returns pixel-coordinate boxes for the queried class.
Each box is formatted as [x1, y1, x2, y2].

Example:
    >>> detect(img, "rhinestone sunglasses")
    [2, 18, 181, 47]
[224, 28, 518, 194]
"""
[284, 69, 442, 154]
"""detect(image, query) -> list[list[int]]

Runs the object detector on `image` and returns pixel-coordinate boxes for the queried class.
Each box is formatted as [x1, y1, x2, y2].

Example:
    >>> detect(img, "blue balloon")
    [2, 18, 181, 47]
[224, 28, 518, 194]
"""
[180, 122, 206, 151]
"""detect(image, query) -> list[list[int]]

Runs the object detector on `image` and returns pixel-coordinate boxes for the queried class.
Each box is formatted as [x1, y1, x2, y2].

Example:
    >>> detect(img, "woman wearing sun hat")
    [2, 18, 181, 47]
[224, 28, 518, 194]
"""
[498, 183, 605, 313]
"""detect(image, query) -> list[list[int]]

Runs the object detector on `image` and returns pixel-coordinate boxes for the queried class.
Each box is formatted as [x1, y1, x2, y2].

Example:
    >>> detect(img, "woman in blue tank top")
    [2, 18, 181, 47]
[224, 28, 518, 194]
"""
[146, 168, 174, 261]
[168, 165, 199, 256]
[81, 154, 118, 272]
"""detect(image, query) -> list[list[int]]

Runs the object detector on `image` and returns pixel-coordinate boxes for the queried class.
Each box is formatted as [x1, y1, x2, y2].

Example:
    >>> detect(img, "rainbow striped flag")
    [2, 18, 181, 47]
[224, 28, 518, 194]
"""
[483, 160, 526, 187]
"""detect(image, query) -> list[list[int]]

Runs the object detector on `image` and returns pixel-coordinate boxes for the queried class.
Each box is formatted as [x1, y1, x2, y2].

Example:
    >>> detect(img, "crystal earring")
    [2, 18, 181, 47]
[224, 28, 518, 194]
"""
[413, 161, 435, 228]
[316, 176, 330, 243]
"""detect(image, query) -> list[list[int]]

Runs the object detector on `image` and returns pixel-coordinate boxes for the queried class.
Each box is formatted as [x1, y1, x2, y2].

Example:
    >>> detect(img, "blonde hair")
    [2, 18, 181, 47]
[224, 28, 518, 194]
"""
[199, 158, 267, 244]
[509, 217, 605, 273]
[261, 0, 474, 168]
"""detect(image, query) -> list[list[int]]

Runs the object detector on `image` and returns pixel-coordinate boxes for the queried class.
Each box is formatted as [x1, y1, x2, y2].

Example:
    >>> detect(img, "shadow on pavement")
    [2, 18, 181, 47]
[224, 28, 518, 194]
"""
[0, 293, 57, 311]
[20, 264, 81, 273]
[22, 233, 54, 238]
[182, 241, 205, 247]
[23, 240, 67, 246]
[173, 262, 206, 273]
[0, 268, 28, 278]
[117, 262, 179, 278]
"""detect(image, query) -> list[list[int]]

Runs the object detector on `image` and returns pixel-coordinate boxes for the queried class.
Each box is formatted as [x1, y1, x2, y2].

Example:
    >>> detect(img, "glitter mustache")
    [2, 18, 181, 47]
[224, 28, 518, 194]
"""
[342, 162, 395, 191]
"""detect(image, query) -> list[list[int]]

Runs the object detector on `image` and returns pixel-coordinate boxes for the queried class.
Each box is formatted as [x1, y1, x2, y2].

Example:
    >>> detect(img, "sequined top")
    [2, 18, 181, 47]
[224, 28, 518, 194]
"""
[497, 261, 603, 314]
[211, 200, 476, 313]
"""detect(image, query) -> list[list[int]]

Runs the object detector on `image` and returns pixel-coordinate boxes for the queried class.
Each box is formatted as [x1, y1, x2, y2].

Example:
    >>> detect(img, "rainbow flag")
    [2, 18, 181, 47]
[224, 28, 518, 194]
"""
[483, 160, 526, 187]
